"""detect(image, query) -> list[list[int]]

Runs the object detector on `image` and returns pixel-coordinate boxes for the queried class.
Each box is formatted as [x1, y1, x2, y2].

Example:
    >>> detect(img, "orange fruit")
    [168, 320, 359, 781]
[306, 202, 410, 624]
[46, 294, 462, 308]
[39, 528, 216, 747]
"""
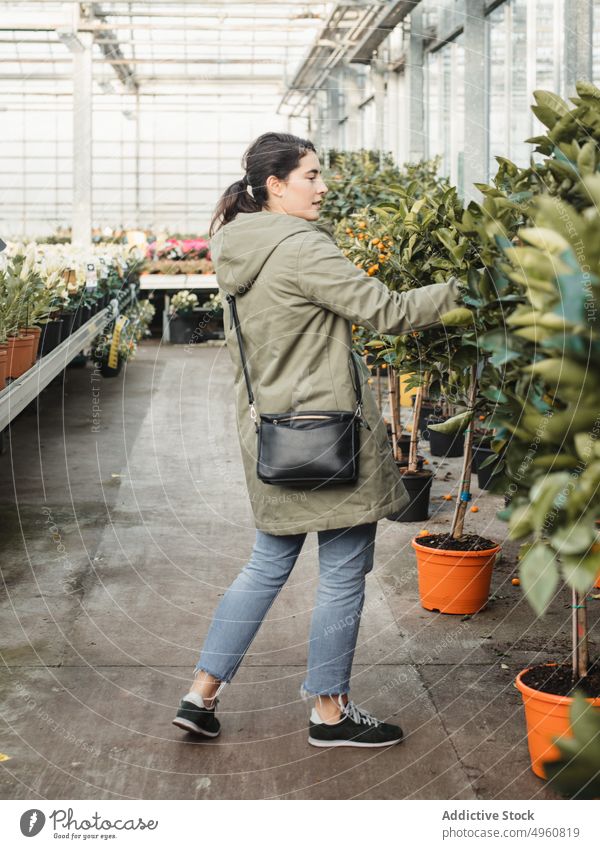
[443, 494, 452, 501]
[511, 577, 521, 586]
[470, 506, 479, 513]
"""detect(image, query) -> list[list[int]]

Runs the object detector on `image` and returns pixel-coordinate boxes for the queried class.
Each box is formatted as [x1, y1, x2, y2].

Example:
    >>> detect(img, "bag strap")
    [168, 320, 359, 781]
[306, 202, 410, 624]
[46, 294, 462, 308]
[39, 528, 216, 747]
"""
[224, 237, 363, 425]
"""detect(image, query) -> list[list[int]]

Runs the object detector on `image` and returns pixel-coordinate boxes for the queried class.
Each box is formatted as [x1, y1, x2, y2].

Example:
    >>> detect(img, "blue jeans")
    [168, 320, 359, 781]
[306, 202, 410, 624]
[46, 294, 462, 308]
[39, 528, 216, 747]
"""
[195, 522, 378, 700]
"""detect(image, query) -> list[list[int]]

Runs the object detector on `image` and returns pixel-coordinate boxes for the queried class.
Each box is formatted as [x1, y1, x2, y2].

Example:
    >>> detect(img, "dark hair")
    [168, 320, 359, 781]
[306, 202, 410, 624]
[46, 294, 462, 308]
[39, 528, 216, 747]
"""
[209, 131, 316, 237]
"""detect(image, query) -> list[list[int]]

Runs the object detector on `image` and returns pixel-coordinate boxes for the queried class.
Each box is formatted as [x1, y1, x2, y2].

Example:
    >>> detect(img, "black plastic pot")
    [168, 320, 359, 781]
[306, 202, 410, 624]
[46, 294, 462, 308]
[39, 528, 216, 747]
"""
[80, 305, 92, 325]
[72, 305, 84, 330]
[39, 319, 64, 356]
[169, 313, 198, 344]
[57, 311, 77, 341]
[414, 400, 443, 439]
[428, 416, 465, 457]
[473, 446, 503, 489]
[100, 355, 123, 378]
[386, 470, 433, 523]
[396, 433, 411, 457]
[195, 307, 224, 340]
[472, 437, 493, 471]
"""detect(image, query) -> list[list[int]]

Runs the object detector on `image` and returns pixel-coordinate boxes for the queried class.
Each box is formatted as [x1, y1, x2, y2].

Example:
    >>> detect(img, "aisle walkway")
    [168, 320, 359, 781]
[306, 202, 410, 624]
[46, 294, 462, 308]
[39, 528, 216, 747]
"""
[0, 341, 577, 799]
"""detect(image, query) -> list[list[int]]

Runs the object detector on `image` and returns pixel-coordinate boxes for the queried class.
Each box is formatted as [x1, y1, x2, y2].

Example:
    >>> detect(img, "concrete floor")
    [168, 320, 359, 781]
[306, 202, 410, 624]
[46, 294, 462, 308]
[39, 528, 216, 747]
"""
[1, 340, 596, 800]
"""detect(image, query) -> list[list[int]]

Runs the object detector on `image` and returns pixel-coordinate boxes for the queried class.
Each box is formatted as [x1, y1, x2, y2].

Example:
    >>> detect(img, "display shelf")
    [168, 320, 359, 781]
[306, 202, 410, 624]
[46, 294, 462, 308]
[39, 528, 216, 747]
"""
[139, 273, 218, 291]
[0, 289, 133, 432]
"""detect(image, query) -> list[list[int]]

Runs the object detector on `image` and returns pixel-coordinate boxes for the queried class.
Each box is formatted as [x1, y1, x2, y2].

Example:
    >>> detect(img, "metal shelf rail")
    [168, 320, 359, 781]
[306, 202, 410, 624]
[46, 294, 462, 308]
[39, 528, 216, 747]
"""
[0, 289, 133, 432]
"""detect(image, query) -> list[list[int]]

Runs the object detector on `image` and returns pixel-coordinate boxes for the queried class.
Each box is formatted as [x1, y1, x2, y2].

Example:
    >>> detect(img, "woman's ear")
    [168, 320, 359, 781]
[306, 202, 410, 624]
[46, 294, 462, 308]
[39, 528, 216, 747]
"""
[265, 174, 284, 198]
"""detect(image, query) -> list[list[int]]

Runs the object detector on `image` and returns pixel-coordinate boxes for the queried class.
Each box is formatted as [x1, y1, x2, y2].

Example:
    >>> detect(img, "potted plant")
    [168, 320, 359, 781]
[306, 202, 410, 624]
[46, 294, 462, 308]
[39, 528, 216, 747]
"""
[92, 309, 139, 378]
[452, 79, 600, 775]
[196, 291, 225, 340]
[0, 246, 37, 378]
[168, 289, 199, 344]
[493, 196, 600, 780]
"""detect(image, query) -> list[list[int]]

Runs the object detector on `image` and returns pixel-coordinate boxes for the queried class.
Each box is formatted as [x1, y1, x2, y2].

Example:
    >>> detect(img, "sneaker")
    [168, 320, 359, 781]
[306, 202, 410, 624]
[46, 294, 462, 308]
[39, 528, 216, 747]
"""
[172, 692, 221, 738]
[308, 696, 403, 748]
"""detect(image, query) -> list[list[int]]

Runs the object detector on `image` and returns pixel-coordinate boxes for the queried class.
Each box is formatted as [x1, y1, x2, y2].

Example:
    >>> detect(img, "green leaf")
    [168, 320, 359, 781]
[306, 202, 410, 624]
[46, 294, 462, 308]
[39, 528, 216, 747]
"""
[427, 410, 473, 434]
[545, 690, 600, 799]
[550, 521, 597, 556]
[508, 504, 534, 540]
[481, 387, 508, 403]
[519, 543, 560, 615]
[560, 551, 600, 592]
[529, 473, 571, 530]
[438, 307, 474, 326]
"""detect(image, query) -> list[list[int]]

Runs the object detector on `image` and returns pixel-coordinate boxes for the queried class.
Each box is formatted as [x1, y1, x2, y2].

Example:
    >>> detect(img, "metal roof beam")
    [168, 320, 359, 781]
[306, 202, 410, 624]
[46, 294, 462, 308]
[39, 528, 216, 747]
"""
[349, 0, 419, 63]
[88, 2, 139, 91]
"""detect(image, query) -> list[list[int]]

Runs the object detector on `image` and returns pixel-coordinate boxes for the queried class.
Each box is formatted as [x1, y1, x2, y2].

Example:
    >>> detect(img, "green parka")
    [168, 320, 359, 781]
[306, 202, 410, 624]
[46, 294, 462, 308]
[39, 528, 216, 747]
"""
[210, 210, 462, 535]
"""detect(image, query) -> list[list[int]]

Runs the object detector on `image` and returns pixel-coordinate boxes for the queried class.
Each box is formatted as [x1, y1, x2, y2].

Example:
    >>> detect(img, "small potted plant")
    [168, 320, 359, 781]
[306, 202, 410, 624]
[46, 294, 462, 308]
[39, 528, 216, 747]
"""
[168, 289, 199, 344]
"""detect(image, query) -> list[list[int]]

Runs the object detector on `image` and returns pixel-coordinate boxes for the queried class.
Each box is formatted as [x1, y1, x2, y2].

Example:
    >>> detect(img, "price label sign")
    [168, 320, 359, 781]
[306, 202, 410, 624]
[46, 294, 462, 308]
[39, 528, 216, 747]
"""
[85, 262, 98, 289]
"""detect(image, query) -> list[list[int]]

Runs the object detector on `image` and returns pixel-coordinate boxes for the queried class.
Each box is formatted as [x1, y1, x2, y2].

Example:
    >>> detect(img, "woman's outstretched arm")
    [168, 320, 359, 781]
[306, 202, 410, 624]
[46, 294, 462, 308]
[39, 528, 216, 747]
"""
[295, 230, 462, 335]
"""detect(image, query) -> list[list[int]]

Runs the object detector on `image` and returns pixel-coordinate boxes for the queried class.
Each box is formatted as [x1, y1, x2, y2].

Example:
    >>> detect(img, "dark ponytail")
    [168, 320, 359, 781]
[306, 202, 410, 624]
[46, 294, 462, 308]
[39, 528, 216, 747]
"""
[209, 131, 316, 237]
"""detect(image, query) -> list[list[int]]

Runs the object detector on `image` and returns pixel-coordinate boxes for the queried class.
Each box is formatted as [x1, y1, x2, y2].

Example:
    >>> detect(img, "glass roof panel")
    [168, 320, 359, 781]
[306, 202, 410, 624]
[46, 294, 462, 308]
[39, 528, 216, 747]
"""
[0, 1, 337, 94]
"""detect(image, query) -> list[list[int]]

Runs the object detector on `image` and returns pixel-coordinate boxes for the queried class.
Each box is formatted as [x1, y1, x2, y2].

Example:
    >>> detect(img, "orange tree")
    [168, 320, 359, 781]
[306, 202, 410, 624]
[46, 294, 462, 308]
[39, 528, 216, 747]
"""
[335, 183, 518, 538]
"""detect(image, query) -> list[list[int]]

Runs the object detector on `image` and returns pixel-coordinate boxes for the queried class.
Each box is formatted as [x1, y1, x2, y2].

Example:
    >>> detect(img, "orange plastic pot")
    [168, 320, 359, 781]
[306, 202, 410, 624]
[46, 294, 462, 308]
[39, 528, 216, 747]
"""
[412, 536, 500, 614]
[22, 326, 42, 366]
[515, 665, 600, 779]
[6, 334, 35, 378]
[0, 345, 7, 389]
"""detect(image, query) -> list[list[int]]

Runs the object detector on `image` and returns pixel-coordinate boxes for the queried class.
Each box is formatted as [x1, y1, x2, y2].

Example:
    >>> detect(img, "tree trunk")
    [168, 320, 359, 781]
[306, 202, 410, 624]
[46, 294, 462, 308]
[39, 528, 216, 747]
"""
[388, 369, 400, 462]
[408, 375, 428, 474]
[572, 589, 589, 682]
[451, 365, 478, 540]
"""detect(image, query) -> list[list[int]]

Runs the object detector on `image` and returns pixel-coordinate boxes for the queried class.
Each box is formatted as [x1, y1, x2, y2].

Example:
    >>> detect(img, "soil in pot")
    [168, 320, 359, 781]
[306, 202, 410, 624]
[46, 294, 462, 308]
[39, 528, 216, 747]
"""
[416, 532, 498, 552]
[520, 663, 600, 698]
[386, 469, 432, 523]
[428, 417, 465, 457]
[39, 319, 64, 356]
[395, 455, 425, 472]
[516, 663, 600, 779]
[412, 532, 500, 614]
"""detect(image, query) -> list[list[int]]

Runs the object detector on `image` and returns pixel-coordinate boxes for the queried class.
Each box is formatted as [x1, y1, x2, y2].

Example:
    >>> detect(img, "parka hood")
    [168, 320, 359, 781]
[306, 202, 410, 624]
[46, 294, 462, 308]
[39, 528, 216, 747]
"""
[210, 211, 332, 295]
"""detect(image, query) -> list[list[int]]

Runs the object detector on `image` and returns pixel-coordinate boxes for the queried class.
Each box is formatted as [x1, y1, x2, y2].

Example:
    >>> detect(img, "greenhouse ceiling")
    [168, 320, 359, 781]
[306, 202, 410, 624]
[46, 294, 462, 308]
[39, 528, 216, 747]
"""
[0, 0, 392, 109]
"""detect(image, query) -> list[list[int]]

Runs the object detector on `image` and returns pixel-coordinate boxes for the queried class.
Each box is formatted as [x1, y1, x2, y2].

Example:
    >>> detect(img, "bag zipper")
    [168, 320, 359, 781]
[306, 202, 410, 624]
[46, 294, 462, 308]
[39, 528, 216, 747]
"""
[272, 415, 334, 424]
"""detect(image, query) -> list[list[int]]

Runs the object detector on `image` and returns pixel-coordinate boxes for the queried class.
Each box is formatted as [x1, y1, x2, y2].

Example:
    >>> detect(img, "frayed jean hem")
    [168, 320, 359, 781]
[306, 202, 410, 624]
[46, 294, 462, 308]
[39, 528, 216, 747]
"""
[300, 682, 350, 702]
[193, 664, 229, 698]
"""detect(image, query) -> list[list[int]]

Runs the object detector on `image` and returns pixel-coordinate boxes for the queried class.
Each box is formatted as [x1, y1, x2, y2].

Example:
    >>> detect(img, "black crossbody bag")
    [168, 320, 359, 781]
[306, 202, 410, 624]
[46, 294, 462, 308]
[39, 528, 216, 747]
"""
[225, 261, 368, 488]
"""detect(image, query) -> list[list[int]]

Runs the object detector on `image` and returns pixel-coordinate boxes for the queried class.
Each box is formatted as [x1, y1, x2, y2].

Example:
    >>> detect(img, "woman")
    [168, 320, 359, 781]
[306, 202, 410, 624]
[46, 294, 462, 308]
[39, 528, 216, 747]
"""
[173, 132, 462, 748]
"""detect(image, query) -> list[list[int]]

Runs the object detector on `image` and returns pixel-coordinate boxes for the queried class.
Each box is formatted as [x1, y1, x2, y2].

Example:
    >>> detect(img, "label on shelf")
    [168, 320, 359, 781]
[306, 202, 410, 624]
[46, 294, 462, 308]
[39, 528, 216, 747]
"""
[85, 262, 98, 289]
